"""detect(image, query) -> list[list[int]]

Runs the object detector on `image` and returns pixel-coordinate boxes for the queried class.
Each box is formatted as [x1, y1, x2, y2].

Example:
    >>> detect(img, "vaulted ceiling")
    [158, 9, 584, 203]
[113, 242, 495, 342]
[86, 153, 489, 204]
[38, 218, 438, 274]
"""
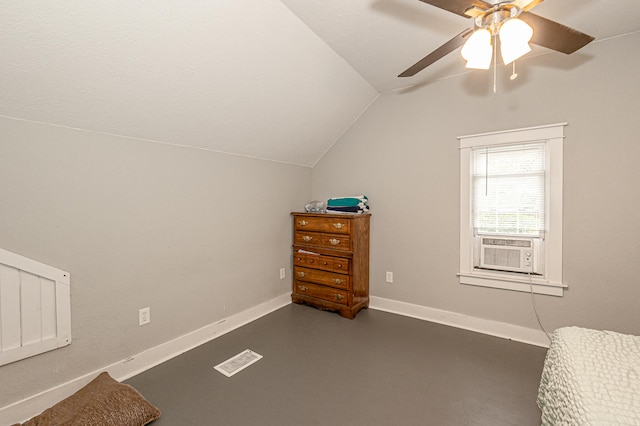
[2, 1, 639, 166]
[282, 0, 640, 93]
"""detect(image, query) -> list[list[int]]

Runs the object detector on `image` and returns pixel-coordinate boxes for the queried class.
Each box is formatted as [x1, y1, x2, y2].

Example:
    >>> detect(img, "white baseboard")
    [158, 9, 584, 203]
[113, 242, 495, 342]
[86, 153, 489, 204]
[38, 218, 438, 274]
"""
[369, 296, 551, 348]
[0, 293, 291, 425]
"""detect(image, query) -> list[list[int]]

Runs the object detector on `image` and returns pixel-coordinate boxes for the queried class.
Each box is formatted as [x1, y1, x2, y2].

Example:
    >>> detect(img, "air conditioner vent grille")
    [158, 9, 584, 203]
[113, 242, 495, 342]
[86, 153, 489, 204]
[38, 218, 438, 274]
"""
[482, 238, 532, 248]
[484, 247, 521, 268]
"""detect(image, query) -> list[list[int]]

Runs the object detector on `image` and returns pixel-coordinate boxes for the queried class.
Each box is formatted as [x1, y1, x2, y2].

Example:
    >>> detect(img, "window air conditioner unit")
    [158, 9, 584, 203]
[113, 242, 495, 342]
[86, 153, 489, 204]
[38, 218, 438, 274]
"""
[477, 236, 543, 274]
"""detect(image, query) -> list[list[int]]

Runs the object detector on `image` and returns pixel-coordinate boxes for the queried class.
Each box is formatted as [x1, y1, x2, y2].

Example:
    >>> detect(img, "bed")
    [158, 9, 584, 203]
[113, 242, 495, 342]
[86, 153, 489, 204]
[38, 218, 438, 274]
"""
[537, 326, 640, 425]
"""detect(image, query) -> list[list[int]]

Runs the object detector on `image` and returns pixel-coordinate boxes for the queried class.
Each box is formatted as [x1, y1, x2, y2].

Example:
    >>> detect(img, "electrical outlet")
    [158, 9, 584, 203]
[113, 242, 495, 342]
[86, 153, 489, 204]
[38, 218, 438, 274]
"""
[139, 307, 150, 326]
[280, 267, 286, 279]
[386, 271, 393, 283]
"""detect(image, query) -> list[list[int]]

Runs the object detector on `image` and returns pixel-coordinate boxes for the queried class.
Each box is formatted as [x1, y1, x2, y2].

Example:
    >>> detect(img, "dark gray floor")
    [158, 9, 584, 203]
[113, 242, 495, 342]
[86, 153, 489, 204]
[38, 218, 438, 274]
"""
[125, 304, 547, 425]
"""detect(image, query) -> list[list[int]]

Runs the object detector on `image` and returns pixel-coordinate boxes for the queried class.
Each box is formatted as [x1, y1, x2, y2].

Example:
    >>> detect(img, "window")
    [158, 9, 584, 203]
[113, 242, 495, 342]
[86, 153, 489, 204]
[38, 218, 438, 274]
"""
[472, 143, 545, 237]
[458, 124, 566, 296]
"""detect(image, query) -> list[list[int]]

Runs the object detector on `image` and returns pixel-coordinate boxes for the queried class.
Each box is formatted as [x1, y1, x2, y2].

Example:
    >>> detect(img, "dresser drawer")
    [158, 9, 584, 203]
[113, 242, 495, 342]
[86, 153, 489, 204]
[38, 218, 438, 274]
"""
[294, 231, 351, 251]
[293, 281, 349, 305]
[321, 234, 350, 251]
[294, 266, 349, 289]
[293, 252, 349, 274]
[294, 216, 351, 234]
[293, 252, 331, 269]
[293, 252, 306, 266]
[333, 258, 349, 273]
[304, 254, 332, 270]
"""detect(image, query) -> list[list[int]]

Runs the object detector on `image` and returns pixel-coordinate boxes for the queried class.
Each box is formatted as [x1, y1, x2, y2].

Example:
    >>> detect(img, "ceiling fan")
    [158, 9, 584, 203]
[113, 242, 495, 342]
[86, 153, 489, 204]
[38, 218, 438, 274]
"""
[398, 0, 595, 77]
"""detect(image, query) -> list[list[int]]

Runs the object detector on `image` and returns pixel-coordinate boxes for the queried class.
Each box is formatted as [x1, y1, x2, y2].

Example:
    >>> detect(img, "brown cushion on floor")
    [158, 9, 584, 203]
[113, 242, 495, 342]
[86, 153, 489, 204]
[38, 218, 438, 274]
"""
[16, 371, 160, 426]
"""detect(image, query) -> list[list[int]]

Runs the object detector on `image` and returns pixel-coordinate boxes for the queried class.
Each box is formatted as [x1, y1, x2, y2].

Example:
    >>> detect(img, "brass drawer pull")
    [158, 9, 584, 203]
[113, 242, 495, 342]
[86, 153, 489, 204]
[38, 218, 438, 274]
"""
[333, 278, 343, 285]
[298, 220, 309, 226]
[335, 263, 343, 269]
[333, 223, 344, 230]
[297, 271, 306, 277]
[298, 285, 308, 292]
[335, 294, 344, 301]
[303, 235, 313, 242]
[329, 238, 340, 246]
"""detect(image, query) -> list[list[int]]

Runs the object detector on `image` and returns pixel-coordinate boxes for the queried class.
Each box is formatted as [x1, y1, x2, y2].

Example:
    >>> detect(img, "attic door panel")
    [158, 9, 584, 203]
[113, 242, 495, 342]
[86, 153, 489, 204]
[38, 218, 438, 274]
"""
[20, 271, 44, 346]
[0, 250, 70, 367]
[18, 272, 58, 346]
[41, 277, 57, 340]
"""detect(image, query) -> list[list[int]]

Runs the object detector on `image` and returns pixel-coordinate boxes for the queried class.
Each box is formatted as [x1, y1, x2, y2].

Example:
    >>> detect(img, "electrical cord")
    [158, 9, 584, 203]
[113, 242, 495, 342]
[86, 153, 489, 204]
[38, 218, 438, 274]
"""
[529, 273, 552, 343]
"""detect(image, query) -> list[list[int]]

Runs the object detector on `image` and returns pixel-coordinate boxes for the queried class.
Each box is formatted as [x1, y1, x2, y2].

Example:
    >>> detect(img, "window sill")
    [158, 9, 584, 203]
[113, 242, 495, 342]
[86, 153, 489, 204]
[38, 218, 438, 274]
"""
[458, 271, 566, 296]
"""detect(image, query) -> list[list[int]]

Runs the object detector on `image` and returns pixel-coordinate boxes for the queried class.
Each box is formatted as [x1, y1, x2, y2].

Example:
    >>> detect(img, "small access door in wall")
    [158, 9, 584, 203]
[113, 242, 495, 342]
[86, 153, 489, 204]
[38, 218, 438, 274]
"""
[0, 248, 71, 366]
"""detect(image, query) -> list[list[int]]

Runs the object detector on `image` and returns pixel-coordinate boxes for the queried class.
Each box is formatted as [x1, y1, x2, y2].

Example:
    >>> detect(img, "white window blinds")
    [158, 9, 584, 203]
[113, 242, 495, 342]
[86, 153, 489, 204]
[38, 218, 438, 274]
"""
[472, 142, 546, 237]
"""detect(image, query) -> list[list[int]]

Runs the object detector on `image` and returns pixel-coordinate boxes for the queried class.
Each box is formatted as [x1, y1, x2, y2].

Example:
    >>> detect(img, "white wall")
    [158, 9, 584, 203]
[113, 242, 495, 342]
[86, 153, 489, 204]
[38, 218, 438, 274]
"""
[312, 33, 640, 335]
[0, 117, 310, 408]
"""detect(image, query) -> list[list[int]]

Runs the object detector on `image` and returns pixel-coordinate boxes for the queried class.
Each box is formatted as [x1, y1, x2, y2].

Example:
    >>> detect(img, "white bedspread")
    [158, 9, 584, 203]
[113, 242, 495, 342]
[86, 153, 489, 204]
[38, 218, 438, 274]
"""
[537, 326, 640, 425]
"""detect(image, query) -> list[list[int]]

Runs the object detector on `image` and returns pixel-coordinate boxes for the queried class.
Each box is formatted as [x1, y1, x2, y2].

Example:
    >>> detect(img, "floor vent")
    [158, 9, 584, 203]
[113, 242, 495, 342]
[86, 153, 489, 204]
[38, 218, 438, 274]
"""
[214, 349, 262, 377]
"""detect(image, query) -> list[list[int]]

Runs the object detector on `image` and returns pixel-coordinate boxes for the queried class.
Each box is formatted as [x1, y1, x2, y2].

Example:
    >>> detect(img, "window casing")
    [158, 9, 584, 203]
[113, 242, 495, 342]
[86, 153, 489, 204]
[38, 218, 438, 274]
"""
[458, 124, 566, 296]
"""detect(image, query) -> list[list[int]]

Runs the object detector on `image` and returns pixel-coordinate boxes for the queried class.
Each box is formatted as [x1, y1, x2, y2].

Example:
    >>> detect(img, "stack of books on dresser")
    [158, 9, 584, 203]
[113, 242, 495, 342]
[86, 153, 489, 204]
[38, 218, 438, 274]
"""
[326, 195, 369, 214]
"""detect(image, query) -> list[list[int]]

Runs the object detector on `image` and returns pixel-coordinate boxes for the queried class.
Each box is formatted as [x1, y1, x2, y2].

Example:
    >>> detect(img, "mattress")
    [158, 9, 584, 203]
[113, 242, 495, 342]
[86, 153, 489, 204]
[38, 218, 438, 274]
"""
[537, 326, 640, 425]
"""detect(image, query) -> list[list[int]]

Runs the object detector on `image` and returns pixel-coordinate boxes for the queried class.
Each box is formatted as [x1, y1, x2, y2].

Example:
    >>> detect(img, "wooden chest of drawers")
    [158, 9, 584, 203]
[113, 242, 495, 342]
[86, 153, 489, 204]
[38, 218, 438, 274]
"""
[291, 212, 370, 319]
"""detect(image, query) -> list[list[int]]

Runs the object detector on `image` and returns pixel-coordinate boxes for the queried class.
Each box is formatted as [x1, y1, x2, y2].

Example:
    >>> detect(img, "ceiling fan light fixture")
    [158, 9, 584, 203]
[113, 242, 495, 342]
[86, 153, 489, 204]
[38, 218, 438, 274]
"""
[398, 0, 595, 79]
[499, 17, 533, 64]
[461, 28, 492, 69]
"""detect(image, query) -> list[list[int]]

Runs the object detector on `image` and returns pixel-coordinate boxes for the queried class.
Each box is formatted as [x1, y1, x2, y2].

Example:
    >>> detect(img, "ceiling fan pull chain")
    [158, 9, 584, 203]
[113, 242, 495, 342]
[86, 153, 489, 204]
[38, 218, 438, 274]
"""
[510, 61, 518, 80]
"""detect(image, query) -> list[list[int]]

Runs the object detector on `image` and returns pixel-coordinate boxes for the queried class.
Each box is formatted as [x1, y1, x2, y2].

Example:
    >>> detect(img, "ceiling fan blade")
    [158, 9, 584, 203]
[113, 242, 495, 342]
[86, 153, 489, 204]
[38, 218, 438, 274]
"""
[398, 29, 473, 77]
[520, 12, 595, 54]
[418, 0, 491, 18]
[511, 0, 544, 12]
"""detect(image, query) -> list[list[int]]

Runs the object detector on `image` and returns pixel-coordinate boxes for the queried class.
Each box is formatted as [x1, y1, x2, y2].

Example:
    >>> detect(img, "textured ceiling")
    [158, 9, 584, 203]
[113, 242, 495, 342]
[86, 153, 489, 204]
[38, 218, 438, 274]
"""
[0, 1, 377, 167]
[2, 1, 639, 166]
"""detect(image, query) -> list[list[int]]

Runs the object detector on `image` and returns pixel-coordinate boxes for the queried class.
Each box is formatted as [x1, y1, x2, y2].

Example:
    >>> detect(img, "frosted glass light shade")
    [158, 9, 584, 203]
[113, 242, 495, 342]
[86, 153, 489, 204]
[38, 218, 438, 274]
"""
[461, 29, 492, 70]
[499, 18, 533, 64]
[465, 45, 493, 69]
